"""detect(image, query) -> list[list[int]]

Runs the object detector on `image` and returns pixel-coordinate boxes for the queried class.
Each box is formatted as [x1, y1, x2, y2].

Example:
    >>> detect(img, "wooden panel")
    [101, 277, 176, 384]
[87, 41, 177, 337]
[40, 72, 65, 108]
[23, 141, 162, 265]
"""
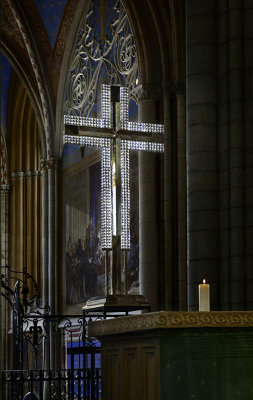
[123, 347, 139, 400]
[102, 347, 121, 400]
[141, 345, 160, 400]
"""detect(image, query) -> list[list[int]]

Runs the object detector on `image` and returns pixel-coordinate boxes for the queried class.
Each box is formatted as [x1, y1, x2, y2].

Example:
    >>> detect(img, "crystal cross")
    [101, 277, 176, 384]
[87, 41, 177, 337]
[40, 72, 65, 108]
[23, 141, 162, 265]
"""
[64, 85, 164, 293]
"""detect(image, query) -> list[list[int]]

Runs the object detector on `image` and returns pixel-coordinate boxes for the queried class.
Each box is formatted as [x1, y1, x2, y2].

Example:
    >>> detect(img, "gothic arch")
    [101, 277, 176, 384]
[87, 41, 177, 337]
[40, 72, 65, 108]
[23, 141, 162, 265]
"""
[1, 43, 47, 157]
[56, 0, 140, 157]
[55, 0, 89, 157]
[8, 71, 42, 291]
[5, 0, 55, 158]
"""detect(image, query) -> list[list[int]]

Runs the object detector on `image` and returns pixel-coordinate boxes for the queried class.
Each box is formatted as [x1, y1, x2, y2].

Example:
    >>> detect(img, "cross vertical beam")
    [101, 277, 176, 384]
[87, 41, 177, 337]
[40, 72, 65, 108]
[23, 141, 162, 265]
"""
[64, 84, 164, 299]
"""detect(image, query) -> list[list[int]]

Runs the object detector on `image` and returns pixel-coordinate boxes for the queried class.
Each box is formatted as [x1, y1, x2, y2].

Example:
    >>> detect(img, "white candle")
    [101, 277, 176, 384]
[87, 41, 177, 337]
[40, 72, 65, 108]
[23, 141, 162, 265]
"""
[199, 279, 210, 311]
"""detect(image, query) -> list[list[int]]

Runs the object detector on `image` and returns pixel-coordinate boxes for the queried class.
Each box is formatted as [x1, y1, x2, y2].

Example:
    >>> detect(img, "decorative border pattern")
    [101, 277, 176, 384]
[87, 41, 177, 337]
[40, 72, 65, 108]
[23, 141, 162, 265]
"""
[11, 171, 42, 179]
[88, 311, 253, 337]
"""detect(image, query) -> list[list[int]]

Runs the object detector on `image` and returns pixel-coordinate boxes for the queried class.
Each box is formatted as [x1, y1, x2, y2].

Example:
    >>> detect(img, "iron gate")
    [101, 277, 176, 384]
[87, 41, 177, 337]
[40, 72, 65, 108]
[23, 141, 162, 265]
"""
[1, 266, 102, 400]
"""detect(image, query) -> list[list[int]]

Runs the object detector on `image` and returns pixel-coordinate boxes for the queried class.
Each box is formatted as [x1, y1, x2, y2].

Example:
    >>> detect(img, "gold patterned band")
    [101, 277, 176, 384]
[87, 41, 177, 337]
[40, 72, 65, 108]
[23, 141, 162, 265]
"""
[88, 311, 253, 338]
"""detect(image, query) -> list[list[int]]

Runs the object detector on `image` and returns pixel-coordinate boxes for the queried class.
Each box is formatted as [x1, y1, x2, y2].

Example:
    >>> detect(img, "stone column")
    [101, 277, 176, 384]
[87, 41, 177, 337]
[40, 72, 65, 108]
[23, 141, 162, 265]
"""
[41, 160, 49, 308]
[41, 158, 59, 372]
[0, 184, 10, 267]
[0, 185, 11, 400]
[163, 95, 173, 310]
[217, 0, 247, 310]
[139, 99, 163, 311]
[176, 93, 187, 310]
[244, 1, 253, 309]
[163, 91, 187, 311]
[186, 0, 218, 310]
[227, 0, 245, 310]
[217, 0, 231, 310]
[41, 158, 59, 314]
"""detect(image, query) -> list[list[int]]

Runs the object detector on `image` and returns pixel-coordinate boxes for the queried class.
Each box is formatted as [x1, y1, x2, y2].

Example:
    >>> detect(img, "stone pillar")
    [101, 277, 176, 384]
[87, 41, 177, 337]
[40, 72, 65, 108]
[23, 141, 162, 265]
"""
[217, 0, 231, 310]
[41, 161, 49, 309]
[217, 0, 247, 310]
[244, 1, 253, 309]
[227, 0, 245, 310]
[176, 93, 187, 310]
[187, 0, 251, 310]
[139, 99, 163, 311]
[186, 0, 218, 310]
[163, 91, 187, 311]
[41, 158, 59, 373]
[163, 95, 173, 310]
[0, 184, 10, 267]
[0, 185, 11, 400]
[41, 158, 59, 314]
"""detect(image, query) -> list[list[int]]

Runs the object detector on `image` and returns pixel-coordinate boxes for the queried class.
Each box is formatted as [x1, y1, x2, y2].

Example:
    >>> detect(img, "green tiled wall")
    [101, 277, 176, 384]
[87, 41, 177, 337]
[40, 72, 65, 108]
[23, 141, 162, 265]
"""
[160, 328, 253, 400]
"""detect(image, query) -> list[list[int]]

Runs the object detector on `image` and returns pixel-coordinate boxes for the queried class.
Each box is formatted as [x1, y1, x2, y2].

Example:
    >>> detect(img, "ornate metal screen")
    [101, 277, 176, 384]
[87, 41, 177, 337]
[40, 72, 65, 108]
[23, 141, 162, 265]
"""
[1, 265, 101, 400]
[64, 0, 139, 118]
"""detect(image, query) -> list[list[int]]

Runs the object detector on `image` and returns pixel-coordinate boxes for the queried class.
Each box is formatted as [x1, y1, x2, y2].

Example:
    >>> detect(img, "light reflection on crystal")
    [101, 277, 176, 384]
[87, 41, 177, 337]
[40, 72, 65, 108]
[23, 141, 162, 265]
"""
[120, 87, 164, 134]
[64, 84, 164, 250]
[121, 141, 130, 249]
[101, 147, 112, 249]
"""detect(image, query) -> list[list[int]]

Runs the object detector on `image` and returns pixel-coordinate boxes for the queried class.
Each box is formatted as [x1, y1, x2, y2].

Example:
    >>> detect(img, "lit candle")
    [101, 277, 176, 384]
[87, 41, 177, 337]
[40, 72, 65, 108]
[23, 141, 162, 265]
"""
[199, 279, 210, 311]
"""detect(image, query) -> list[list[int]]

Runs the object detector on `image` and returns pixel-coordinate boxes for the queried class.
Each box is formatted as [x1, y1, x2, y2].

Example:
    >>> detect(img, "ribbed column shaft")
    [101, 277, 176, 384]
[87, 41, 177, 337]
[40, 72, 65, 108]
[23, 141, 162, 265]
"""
[186, 0, 218, 310]
[48, 162, 58, 315]
[139, 100, 162, 311]
[244, 0, 253, 308]
[0, 186, 11, 389]
[163, 96, 173, 310]
[176, 93, 187, 310]
[42, 164, 49, 308]
[187, 0, 251, 310]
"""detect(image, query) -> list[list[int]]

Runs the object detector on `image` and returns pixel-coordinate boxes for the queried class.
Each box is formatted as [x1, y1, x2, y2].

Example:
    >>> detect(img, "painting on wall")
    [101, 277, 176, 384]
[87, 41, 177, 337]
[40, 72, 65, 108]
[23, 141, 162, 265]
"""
[65, 160, 105, 306]
[63, 150, 139, 309]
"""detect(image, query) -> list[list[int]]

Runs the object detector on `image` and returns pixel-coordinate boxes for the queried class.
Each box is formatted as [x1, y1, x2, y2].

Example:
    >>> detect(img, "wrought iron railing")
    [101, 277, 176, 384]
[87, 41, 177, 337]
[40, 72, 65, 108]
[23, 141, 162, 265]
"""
[1, 266, 102, 400]
[2, 368, 101, 400]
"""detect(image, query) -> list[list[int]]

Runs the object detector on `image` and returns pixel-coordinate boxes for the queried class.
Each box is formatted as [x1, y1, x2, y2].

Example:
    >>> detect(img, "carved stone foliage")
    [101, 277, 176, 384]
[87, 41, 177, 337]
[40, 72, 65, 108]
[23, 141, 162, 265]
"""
[88, 311, 253, 337]
[41, 158, 59, 170]
[0, 133, 8, 185]
[65, 0, 139, 117]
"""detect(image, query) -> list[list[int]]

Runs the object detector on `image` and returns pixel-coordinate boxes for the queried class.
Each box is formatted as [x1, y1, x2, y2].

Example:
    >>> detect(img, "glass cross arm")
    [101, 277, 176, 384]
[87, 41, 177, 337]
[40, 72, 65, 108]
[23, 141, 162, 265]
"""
[120, 121, 164, 134]
[64, 115, 111, 129]
[121, 140, 164, 153]
[64, 134, 111, 149]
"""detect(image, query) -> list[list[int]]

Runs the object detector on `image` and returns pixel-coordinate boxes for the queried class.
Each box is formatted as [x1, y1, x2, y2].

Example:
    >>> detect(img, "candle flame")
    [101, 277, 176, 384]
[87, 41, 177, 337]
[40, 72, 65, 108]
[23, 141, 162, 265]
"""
[203, 279, 206, 284]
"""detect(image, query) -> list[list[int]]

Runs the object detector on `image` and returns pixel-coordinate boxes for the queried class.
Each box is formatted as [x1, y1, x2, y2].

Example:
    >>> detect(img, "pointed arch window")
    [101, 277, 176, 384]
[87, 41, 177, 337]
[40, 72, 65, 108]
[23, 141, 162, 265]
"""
[62, 0, 140, 308]
[64, 0, 139, 119]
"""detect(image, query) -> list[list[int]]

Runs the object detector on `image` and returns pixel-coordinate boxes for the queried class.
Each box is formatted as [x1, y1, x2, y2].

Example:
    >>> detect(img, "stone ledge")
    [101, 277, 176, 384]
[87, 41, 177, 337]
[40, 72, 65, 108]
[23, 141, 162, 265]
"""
[88, 311, 253, 338]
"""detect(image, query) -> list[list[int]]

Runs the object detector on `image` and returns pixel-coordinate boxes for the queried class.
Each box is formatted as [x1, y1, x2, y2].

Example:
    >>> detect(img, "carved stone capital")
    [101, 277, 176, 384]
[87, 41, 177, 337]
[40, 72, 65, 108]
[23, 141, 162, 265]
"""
[88, 311, 253, 338]
[41, 158, 59, 170]
[130, 85, 147, 104]
[1, 184, 11, 194]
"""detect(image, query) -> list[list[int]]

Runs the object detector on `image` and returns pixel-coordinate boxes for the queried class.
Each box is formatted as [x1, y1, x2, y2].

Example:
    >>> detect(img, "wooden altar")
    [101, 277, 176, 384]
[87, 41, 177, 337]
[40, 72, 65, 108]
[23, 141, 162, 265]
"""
[88, 311, 253, 400]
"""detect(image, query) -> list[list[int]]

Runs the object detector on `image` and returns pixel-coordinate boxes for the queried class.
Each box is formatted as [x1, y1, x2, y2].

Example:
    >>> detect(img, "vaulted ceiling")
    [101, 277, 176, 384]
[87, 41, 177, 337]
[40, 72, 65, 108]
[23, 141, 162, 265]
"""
[0, 0, 78, 138]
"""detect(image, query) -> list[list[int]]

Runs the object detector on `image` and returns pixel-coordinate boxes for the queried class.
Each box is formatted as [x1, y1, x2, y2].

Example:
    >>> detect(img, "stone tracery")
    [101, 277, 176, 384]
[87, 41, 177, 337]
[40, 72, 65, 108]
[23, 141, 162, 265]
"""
[64, 0, 139, 118]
